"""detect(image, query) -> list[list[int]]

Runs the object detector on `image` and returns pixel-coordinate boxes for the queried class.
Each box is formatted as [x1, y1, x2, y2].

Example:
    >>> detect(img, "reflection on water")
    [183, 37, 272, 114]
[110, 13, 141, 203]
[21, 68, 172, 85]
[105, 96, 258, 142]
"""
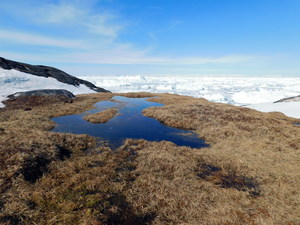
[52, 96, 208, 149]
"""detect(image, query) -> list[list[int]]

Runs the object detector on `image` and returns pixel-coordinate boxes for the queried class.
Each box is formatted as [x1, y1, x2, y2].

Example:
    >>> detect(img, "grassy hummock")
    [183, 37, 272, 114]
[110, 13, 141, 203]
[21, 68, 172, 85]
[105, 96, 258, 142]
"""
[83, 108, 118, 123]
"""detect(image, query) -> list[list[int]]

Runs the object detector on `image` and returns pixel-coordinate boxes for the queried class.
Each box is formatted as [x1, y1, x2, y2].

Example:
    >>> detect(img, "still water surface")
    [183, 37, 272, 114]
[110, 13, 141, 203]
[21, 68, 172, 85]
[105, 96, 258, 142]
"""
[52, 96, 208, 149]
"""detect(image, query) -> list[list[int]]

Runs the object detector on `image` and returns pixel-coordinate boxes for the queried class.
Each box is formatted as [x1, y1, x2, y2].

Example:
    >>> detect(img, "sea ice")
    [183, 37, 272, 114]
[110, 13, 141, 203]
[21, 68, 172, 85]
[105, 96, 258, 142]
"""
[80, 75, 300, 118]
[81, 75, 300, 105]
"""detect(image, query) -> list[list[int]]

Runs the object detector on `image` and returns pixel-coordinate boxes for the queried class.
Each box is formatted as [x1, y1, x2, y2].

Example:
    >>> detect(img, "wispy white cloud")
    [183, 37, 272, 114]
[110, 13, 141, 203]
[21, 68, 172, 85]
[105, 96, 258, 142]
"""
[176, 55, 256, 65]
[34, 1, 122, 38]
[0, 1, 262, 71]
[39, 3, 85, 23]
[0, 47, 258, 66]
[75, 53, 257, 65]
[0, 29, 88, 49]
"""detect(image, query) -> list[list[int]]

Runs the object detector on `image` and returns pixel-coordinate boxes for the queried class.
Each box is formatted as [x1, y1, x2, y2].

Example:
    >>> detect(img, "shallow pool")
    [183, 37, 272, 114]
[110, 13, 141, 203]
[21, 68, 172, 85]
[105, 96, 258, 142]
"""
[52, 96, 208, 149]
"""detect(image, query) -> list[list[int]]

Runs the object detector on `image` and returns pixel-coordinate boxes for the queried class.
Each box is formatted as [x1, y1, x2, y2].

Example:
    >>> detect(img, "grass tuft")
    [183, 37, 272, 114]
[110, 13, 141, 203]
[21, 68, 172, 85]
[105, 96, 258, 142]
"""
[84, 108, 118, 123]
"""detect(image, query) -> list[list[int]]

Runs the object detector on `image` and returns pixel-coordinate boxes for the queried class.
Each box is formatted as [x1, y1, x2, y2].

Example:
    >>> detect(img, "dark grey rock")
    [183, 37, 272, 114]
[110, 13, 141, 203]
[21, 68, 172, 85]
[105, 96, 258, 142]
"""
[3, 89, 76, 108]
[0, 57, 110, 93]
[7, 89, 75, 100]
[274, 95, 300, 103]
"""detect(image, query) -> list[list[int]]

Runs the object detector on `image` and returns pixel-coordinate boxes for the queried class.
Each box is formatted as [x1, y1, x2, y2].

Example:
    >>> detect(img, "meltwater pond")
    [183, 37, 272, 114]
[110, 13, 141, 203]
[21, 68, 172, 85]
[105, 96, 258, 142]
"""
[52, 96, 208, 149]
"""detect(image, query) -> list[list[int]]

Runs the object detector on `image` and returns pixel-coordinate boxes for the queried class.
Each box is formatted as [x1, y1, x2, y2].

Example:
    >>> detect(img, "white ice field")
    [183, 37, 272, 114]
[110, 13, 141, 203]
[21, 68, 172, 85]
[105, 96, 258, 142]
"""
[81, 75, 300, 105]
[81, 75, 300, 118]
[0, 68, 299, 118]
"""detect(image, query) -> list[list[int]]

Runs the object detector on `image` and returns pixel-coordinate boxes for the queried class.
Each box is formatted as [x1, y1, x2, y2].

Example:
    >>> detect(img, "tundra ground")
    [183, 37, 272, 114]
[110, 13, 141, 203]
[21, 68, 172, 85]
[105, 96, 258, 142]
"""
[0, 92, 299, 225]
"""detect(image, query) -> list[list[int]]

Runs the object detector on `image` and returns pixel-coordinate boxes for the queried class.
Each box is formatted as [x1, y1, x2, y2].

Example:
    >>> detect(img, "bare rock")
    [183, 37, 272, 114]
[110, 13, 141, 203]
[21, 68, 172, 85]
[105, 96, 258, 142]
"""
[0, 57, 110, 93]
[274, 95, 300, 103]
[3, 89, 76, 109]
[7, 89, 75, 99]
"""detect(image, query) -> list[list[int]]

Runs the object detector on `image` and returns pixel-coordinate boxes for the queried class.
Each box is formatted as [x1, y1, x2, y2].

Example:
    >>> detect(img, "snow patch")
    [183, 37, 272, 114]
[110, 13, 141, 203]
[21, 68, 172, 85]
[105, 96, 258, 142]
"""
[247, 102, 300, 118]
[0, 68, 96, 107]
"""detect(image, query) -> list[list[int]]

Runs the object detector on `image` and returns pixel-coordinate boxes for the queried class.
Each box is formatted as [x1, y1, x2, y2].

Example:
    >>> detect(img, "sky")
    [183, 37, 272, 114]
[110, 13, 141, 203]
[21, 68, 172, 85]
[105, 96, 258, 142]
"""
[0, 0, 300, 76]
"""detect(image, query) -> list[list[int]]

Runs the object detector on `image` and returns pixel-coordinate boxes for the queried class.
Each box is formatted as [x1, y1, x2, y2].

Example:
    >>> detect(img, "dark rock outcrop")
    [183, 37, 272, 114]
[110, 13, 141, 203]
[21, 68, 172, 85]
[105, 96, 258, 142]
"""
[0, 57, 110, 93]
[7, 89, 75, 99]
[3, 89, 76, 109]
[274, 95, 300, 103]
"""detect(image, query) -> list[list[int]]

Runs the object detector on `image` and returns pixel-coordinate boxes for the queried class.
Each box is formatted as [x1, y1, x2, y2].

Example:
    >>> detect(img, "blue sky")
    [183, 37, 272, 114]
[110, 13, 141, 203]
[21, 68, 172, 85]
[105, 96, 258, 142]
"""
[0, 0, 299, 76]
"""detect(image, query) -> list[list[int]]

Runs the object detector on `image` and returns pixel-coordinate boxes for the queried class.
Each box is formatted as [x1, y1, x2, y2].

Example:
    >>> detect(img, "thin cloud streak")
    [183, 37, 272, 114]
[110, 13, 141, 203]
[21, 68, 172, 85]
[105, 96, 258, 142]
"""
[35, 1, 122, 38]
[0, 49, 258, 66]
[0, 29, 87, 49]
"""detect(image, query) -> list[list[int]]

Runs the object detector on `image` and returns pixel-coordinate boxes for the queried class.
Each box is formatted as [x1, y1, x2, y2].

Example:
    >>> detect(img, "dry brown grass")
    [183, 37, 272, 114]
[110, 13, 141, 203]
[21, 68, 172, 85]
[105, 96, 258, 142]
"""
[3, 147, 151, 225]
[141, 94, 300, 224]
[0, 93, 113, 224]
[0, 92, 299, 224]
[84, 108, 118, 123]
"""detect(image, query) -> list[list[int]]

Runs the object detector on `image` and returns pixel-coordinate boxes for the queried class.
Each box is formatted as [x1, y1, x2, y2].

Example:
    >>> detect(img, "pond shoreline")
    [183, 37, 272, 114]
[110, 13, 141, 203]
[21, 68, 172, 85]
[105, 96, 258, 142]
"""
[52, 96, 208, 149]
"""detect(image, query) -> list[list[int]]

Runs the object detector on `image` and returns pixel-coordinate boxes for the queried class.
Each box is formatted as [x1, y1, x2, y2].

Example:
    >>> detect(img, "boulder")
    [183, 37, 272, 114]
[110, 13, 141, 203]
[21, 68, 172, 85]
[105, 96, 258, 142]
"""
[4, 89, 76, 109]
[7, 89, 75, 99]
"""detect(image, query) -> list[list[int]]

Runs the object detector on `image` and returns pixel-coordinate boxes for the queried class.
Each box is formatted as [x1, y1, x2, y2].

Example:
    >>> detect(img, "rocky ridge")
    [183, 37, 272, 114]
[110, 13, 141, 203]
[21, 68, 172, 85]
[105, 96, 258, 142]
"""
[0, 57, 109, 93]
[274, 95, 300, 103]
